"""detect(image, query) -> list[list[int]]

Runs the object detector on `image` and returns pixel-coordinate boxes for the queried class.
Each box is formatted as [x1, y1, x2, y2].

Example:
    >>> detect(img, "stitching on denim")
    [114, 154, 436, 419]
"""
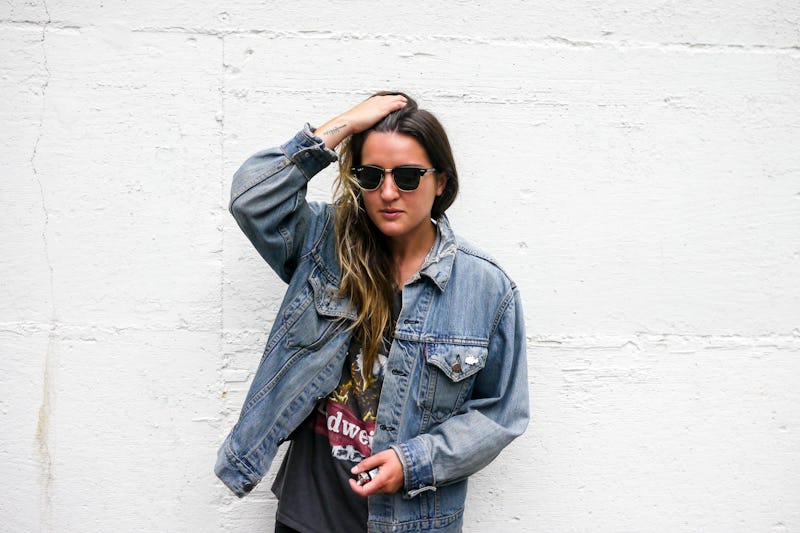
[229, 156, 289, 210]
[489, 287, 516, 340]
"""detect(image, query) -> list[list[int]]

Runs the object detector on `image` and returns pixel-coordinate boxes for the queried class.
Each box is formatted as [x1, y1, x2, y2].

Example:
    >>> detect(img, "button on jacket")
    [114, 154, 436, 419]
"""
[215, 124, 529, 533]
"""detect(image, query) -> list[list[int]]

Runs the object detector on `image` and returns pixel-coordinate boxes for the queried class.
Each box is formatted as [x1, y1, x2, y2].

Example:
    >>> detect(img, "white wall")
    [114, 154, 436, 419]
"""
[1, 2, 798, 532]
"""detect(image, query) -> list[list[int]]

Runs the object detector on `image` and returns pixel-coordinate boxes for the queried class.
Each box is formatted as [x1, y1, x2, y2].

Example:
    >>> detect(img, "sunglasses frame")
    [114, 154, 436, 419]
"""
[351, 165, 437, 192]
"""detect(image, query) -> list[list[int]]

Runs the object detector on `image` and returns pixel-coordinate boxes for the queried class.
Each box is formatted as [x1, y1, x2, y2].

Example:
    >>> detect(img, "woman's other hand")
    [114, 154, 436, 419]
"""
[348, 448, 405, 497]
[315, 94, 408, 149]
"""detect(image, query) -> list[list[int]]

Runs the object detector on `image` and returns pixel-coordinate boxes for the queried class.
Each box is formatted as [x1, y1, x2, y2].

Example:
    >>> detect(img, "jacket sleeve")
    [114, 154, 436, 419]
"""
[390, 287, 529, 497]
[229, 123, 338, 283]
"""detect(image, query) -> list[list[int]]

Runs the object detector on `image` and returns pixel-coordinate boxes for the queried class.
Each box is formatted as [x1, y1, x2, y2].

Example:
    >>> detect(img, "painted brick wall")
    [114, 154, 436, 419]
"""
[1, 2, 798, 531]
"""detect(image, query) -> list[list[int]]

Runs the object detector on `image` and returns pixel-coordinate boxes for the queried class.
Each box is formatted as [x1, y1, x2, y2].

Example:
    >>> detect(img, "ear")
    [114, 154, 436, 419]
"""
[435, 173, 447, 196]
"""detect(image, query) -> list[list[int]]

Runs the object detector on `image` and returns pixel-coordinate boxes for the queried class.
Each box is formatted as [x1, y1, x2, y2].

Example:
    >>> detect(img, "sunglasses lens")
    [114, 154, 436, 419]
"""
[354, 166, 383, 190]
[392, 167, 423, 191]
[353, 166, 430, 191]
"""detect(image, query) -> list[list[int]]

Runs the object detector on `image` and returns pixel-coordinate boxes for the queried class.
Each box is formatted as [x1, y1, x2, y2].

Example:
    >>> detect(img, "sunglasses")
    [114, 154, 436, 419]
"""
[351, 165, 437, 192]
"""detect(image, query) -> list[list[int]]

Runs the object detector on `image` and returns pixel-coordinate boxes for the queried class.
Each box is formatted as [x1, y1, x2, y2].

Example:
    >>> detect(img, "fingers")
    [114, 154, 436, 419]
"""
[345, 94, 408, 134]
[315, 94, 408, 149]
[372, 93, 408, 114]
[349, 449, 405, 497]
[350, 473, 393, 497]
[350, 452, 382, 474]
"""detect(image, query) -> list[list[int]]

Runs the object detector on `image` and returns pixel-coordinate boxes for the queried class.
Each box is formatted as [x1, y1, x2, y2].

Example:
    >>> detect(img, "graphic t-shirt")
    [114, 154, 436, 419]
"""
[272, 293, 400, 533]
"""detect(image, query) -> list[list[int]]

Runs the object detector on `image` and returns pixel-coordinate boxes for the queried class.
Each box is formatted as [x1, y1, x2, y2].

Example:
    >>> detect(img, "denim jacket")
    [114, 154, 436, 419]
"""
[215, 124, 529, 532]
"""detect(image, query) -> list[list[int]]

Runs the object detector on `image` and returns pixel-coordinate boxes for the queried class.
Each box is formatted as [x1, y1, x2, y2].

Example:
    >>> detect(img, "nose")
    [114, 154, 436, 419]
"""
[379, 169, 400, 200]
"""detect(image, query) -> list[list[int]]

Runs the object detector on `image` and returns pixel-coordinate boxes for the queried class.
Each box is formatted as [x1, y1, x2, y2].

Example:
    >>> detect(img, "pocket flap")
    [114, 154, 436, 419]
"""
[425, 343, 488, 382]
[310, 275, 356, 320]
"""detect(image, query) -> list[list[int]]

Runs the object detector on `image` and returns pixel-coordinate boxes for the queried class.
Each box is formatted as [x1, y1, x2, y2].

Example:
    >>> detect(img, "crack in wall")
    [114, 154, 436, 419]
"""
[123, 27, 800, 56]
[30, 0, 54, 530]
[215, 39, 237, 519]
[216, 33, 231, 420]
[1, 19, 798, 56]
[35, 339, 54, 532]
[3, 320, 798, 349]
[218, 31, 226, 349]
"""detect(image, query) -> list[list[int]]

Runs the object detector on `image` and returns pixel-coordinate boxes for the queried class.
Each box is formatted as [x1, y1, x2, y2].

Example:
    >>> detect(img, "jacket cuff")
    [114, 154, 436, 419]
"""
[279, 123, 338, 180]
[214, 437, 260, 498]
[391, 438, 437, 499]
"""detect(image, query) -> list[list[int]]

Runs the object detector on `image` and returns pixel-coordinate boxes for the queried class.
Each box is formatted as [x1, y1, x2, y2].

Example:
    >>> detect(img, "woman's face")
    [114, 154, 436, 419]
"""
[359, 131, 445, 245]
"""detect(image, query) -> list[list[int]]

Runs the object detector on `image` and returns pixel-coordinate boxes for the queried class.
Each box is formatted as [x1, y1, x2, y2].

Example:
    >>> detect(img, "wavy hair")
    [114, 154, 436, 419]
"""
[333, 92, 459, 371]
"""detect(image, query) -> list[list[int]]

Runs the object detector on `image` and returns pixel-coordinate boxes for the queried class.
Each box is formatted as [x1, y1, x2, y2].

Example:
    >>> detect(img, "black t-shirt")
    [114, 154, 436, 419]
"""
[272, 293, 400, 533]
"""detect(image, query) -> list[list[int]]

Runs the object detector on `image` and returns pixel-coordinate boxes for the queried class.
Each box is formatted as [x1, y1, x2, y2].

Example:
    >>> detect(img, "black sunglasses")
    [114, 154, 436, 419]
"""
[351, 165, 437, 192]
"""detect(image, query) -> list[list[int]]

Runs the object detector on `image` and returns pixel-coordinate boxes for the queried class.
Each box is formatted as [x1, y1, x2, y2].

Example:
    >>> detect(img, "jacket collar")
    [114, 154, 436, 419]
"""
[417, 214, 457, 292]
[319, 211, 458, 293]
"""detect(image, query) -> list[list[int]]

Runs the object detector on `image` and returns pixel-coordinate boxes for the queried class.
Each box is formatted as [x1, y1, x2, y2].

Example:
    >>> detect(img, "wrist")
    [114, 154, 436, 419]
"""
[314, 116, 353, 149]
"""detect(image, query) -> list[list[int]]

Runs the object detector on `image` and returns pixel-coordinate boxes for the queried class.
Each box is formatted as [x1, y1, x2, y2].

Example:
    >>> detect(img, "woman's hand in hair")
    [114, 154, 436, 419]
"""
[348, 448, 405, 497]
[315, 94, 408, 149]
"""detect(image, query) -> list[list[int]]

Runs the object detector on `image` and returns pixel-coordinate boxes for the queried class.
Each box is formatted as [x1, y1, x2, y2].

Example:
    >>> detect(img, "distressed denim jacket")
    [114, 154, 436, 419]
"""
[216, 124, 529, 533]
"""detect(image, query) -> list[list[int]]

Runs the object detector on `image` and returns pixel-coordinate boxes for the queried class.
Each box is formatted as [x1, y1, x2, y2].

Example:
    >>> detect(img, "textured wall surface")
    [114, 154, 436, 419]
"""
[1, 2, 799, 532]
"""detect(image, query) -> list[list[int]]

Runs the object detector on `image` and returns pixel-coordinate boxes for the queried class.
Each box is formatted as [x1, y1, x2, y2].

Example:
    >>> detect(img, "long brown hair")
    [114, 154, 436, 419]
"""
[333, 92, 459, 371]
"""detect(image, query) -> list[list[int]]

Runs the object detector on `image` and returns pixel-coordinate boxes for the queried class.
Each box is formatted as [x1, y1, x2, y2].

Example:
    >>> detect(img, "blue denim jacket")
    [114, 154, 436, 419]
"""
[216, 124, 529, 532]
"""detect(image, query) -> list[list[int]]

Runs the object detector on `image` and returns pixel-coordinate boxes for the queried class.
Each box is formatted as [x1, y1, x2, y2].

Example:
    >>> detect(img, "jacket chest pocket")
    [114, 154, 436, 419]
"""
[283, 272, 353, 350]
[420, 342, 488, 432]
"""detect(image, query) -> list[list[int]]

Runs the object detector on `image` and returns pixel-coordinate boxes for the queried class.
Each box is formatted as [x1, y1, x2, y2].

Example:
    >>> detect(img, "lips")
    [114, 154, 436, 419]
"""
[379, 208, 403, 220]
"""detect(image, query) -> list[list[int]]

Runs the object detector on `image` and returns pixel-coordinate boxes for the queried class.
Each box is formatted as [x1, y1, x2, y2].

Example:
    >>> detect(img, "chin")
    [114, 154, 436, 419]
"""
[373, 223, 406, 238]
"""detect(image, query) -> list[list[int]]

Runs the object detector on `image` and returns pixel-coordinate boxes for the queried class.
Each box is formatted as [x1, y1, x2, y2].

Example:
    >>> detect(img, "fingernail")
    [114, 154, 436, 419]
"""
[350, 466, 358, 474]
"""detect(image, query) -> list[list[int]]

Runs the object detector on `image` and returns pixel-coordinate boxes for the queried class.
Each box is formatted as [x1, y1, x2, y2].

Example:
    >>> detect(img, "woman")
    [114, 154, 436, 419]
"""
[216, 92, 529, 533]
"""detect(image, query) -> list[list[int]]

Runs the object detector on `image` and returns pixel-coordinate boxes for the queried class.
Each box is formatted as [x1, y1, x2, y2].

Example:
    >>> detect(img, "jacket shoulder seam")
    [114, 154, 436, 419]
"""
[454, 239, 517, 289]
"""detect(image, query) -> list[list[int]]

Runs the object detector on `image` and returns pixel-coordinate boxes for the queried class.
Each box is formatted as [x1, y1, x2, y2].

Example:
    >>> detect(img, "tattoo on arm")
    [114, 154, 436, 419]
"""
[322, 124, 347, 137]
